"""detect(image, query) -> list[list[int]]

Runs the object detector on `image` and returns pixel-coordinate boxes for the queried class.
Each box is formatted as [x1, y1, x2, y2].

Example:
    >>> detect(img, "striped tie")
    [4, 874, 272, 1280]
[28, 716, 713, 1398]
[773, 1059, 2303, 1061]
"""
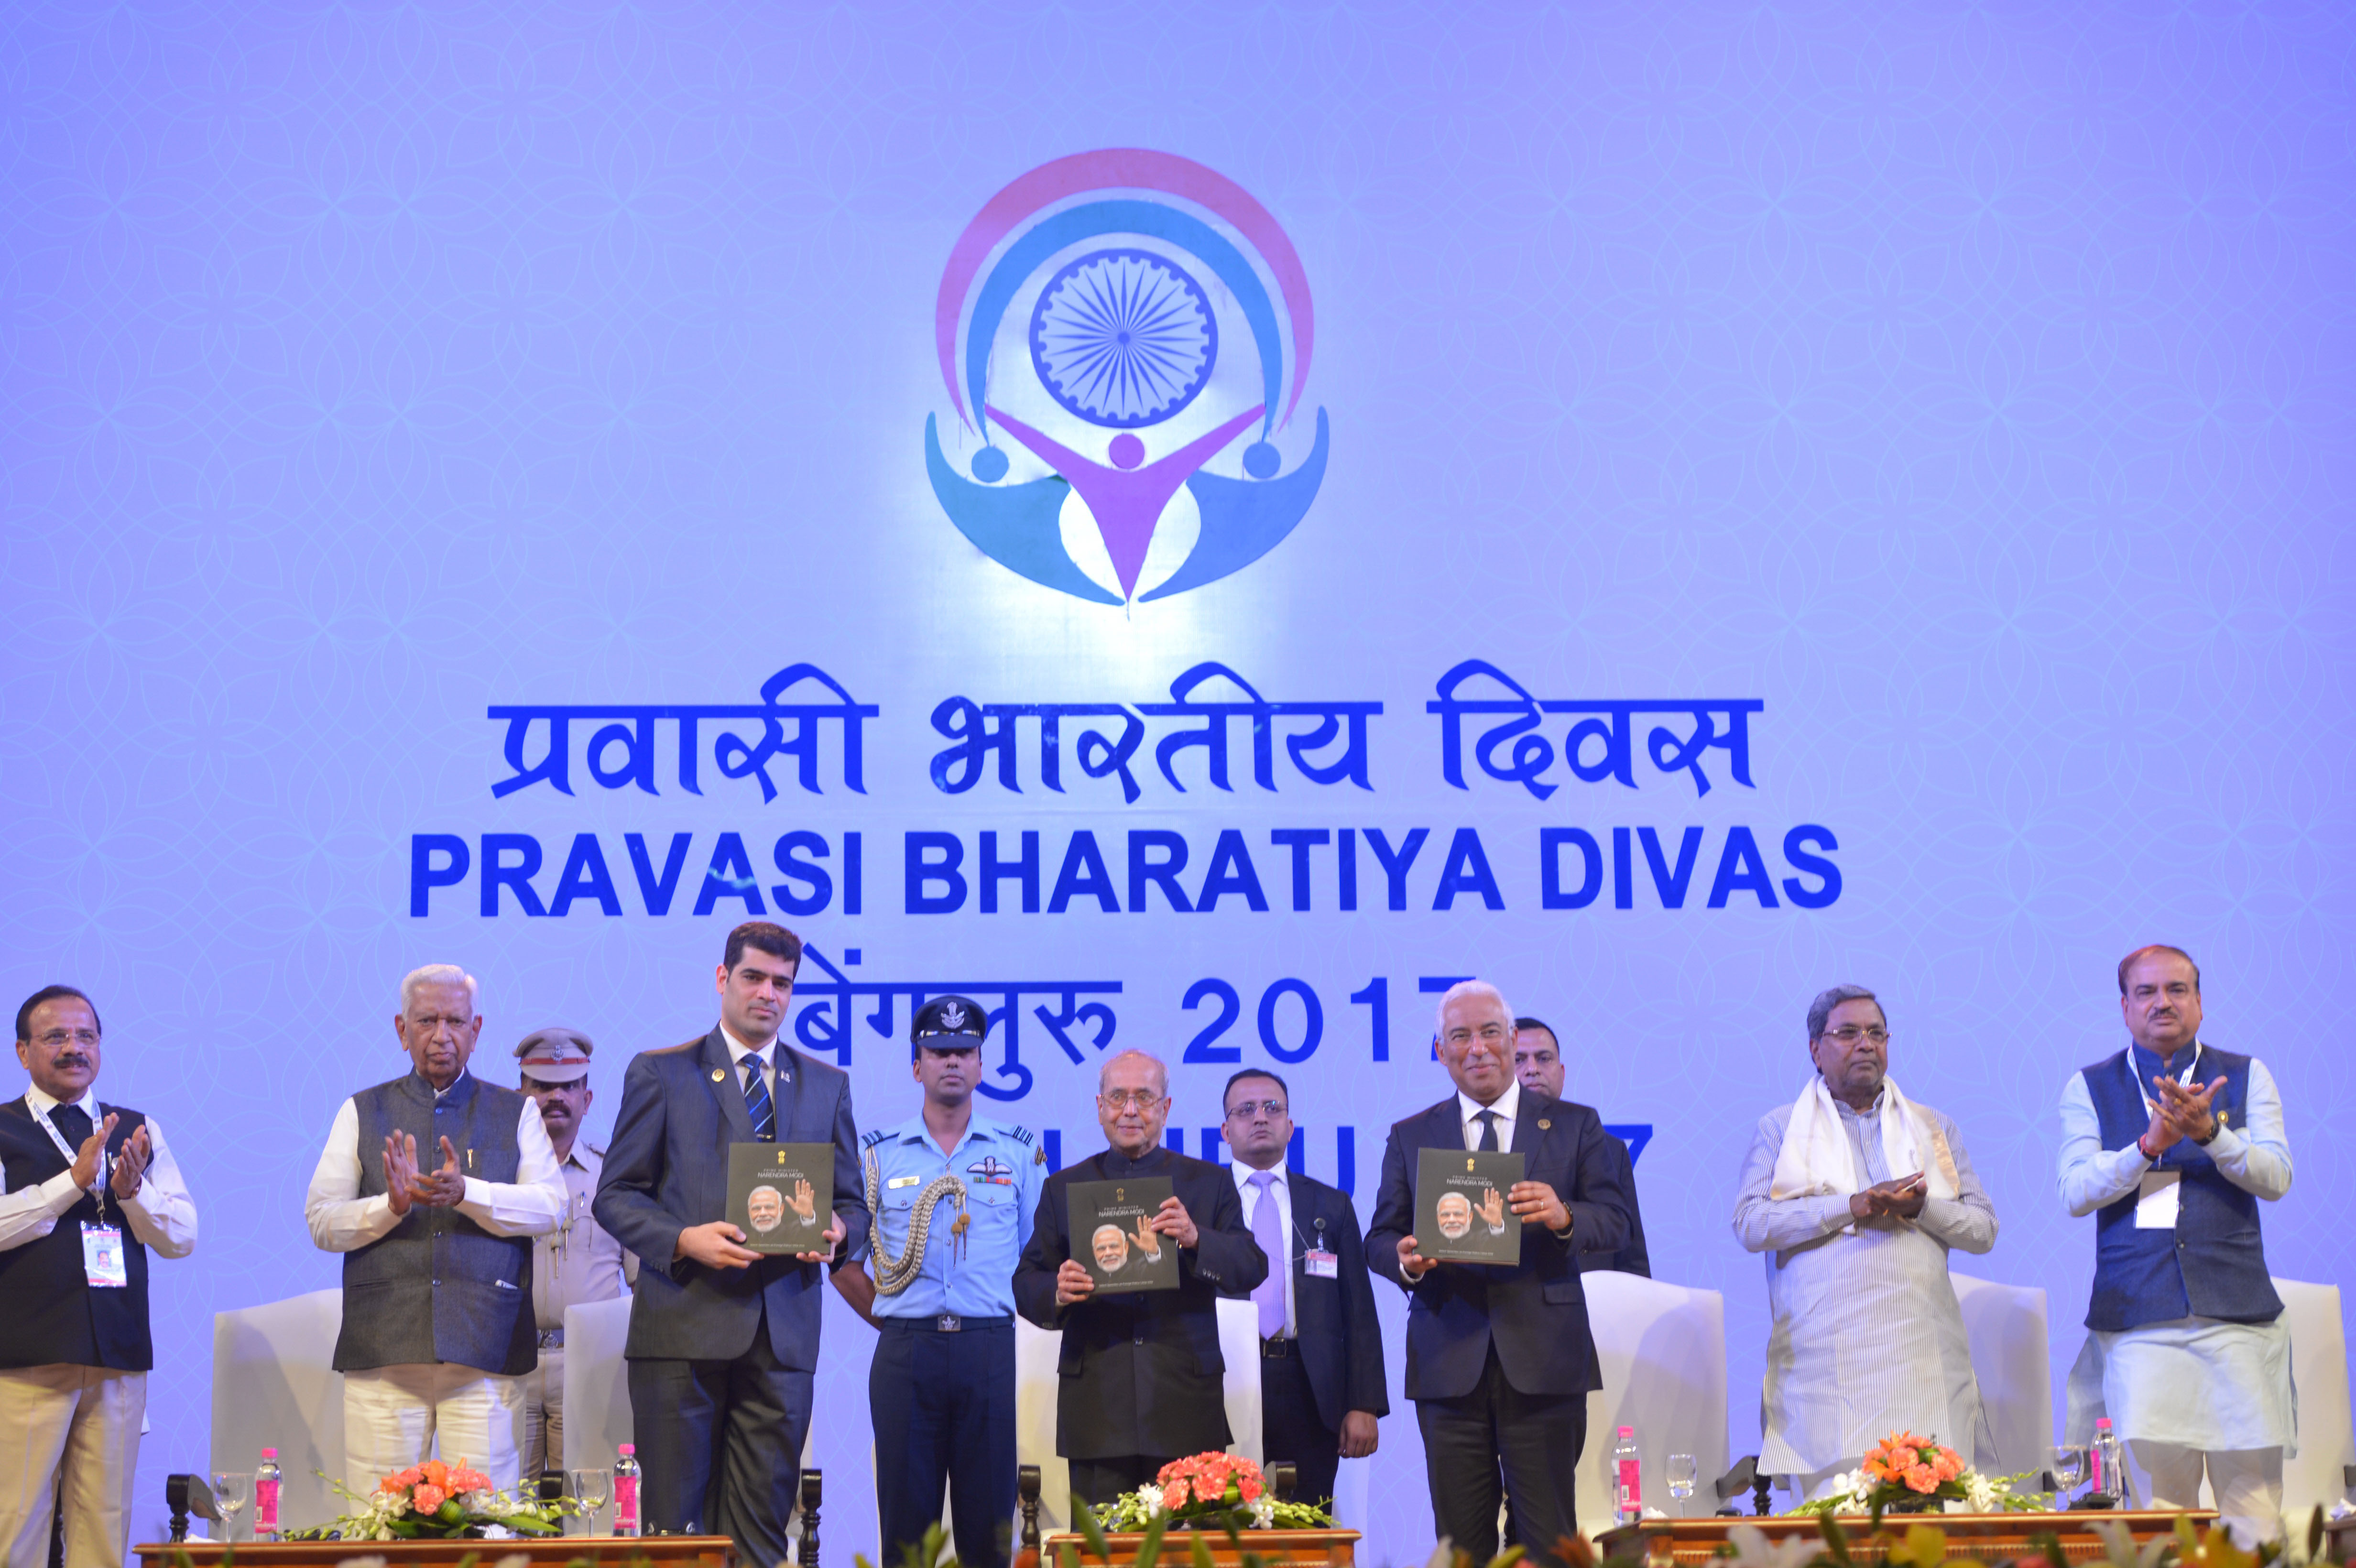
[742, 1052, 775, 1142]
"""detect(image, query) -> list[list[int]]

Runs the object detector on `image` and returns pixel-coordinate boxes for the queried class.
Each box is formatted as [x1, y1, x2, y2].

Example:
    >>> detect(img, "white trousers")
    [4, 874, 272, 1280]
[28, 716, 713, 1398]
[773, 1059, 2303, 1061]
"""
[2128, 1440, 2283, 1543]
[519, 1348, 565, 1481]
[0, 1365, 144, 1568]
[342, 1363, 527, 1496]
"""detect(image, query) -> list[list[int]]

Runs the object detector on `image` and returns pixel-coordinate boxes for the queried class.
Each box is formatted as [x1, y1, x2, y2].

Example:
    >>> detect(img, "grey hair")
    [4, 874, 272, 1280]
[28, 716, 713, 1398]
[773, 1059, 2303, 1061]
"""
[401, 964, 480, 1014]
[1098, 1048, 1168, 1096]
[1806, 984, 1880, 1042]
[1435, 979, 1514, 1036]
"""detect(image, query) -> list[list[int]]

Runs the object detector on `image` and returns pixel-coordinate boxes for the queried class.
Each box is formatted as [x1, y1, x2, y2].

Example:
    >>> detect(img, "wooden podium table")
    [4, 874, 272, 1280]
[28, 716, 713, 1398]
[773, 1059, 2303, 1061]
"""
[1597, 1510, 2218, 1566]
[135, 1538, 737, 1568]
[1030, 1529, 1360, 1567]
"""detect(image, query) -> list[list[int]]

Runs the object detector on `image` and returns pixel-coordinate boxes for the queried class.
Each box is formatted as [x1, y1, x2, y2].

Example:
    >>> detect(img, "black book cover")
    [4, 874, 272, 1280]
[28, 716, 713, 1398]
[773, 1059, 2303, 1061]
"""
[1416, 1145, 1525, 1264]
[1067, 1176, 1178, 1293]
[727, 1142, 834, 1255]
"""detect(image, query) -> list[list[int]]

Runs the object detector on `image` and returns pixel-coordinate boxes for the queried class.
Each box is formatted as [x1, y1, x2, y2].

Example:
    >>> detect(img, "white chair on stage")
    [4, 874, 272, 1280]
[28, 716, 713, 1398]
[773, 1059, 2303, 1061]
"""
[562, 1296, 818, 1539]
[210, 1288, 347, 1535]
[1577, 1271, 1728, 1528]
[1950, 1274, 2051, 1476]
[2274, 1278, 2355, 1535]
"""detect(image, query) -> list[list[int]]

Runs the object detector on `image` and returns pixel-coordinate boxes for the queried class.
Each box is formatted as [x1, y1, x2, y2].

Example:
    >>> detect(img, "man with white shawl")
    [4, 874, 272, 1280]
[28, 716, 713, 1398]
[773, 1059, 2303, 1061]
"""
[1733, 984, 1999, 1499]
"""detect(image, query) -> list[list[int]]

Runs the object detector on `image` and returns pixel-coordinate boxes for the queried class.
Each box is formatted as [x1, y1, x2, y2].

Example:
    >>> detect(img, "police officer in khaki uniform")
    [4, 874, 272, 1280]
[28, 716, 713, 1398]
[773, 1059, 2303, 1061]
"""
[514, 1027, 637, 1481]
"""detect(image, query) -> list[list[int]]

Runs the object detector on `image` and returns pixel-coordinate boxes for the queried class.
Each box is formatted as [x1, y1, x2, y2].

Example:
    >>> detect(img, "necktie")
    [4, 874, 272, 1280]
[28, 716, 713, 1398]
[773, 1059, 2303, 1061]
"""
[1247, 1171, 1286, 1339]
[742, 1053, 775, 1142]
[51, 1101, 93, 1152]
[1475, 1109, 1500, 1153]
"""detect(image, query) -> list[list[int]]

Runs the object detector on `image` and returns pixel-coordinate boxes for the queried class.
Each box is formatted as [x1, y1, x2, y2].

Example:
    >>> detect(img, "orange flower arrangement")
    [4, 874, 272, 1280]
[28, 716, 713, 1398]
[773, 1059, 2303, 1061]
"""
[1863, 1433, 1966, 1495]
[1153, 1451, 1264, 1512]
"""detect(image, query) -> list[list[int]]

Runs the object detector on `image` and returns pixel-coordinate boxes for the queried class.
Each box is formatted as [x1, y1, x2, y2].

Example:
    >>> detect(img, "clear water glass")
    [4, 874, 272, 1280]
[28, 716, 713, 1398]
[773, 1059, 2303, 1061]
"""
[2050, 1445, 2087, 1498]
[1666, 1453, 1701, 1517]
[210, 1472, 252, 1542]
[567, 1467, 612, 1536]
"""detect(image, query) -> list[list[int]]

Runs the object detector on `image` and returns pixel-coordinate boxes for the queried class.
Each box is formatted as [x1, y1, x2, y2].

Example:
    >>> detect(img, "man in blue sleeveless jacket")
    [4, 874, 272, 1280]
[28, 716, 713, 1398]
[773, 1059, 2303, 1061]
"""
[306, 964, 568, 1493]
[2059, 945, 2294, 1540]
[0, 985, 198, 1568]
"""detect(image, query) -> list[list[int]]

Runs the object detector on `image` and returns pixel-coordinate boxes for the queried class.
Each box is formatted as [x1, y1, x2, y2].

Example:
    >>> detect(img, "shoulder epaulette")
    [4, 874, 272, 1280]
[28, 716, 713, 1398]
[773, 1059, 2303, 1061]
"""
[860, 1128, 892, 1151]
[1002, 1123, 1036, 1146]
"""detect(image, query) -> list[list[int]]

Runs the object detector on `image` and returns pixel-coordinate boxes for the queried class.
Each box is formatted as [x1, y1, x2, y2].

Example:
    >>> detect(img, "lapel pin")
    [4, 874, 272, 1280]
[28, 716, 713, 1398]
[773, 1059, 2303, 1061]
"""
[710, 1068, 725, 1083]
[1538, 1118, 1552, 1131]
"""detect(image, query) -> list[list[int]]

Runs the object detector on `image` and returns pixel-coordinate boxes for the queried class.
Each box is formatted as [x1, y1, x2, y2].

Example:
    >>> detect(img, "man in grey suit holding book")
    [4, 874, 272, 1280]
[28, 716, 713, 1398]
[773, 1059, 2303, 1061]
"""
[1368, 980, 1636, 1567]
[593, 922, 869, 1567]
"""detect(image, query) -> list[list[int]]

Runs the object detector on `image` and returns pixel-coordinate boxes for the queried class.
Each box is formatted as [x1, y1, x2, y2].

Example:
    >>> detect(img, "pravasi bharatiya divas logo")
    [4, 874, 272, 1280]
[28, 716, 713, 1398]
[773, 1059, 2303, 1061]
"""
[925, 149, 1328, 605]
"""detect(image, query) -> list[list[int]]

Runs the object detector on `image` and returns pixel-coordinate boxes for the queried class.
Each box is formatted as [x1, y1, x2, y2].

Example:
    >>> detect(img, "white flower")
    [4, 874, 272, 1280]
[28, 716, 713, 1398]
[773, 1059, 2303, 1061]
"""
[1250, 1496, 1276, 1529]
[1134, 1483, 1165, 1516]
[1964, 1475, 2000, 1513]
[1724, 1524, 1822, 1568]
[479, 1524, 514, 1540]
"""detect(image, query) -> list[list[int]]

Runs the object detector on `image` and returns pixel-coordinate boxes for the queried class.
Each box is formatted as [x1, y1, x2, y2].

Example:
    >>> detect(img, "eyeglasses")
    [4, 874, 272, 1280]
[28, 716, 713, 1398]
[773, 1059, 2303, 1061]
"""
[33, 1030, 98, 1050]
[1224, 1100, 1287, 1120]
[1100, 1089, 1165, 1111]
[1820, 1026, 1890, 1046]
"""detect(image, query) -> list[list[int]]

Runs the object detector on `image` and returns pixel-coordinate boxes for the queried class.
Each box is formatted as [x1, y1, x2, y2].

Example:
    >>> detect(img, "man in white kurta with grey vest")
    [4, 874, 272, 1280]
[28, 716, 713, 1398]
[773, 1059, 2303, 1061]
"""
[2059, 945, 2293, 1542]
[1733, 984, 1999, 1499]
[306, 965, 567, 1492]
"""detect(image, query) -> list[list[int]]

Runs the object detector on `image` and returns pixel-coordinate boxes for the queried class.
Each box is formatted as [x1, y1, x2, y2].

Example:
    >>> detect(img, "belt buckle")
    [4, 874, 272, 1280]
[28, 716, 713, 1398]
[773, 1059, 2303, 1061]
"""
[936, 1314, 961, 1333]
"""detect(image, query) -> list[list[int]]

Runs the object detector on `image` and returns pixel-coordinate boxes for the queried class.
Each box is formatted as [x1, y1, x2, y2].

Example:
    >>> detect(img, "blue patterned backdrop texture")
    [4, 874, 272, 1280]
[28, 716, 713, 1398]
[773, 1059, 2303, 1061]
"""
[1, 0, 2350, 1557]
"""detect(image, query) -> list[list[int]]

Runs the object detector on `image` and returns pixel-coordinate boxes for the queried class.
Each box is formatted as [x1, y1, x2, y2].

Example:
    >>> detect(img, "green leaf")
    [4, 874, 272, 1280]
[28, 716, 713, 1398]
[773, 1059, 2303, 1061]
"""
[2307, 1507, 2325, 1564]
[1191, 1529, 1218, 1568]
[1058, 1543, 1081, 1568]
[1816, 1514, 1853, 1568]
[1483, 1548, 1527, 1568]
[1074, 1497, 1113, 1561]
[1133, 1510, 1168, 1568]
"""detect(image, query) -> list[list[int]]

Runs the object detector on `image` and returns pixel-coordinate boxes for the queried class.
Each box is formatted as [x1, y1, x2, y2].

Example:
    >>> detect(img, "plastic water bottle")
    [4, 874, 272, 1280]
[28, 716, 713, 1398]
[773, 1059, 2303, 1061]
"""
[254, 1448, 282, 1542]
[2090, 1418, 2126, 1507]
[612, 1444, 642, 1537]
[1613, 1426, 1644, 1525]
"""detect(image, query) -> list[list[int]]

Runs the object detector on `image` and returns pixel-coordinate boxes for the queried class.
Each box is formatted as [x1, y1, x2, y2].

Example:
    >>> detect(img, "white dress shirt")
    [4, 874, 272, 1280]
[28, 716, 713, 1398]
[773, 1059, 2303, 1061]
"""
[305, 1069, 565, 1251]
[2056, 1046, 2291, 1216]
[0, 1084, 198, 1257]
[1456, 1078, 1522, 1152]
[1233, 1159, 1294, 1337]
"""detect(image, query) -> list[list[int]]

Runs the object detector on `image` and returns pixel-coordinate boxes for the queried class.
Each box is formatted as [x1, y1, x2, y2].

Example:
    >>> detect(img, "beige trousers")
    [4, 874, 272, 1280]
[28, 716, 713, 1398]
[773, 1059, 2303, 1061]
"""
[342, 1363, 526, 1496]
[519, 1348, 565, 1481]
[0, 1364, 145, 1568]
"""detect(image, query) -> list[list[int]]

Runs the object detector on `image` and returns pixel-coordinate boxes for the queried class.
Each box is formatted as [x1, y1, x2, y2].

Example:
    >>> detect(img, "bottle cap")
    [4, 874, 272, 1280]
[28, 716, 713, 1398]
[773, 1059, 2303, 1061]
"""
[1618, 1426, 1634, 1438]
[2094, 1417, 2112, 1429]
[619, 1443, 635, 1455]
[262, 1448, 278, 1459]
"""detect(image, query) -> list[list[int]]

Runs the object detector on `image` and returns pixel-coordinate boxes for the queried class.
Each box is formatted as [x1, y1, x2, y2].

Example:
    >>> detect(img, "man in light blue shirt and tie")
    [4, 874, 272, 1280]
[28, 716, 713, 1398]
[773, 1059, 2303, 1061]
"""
[835, 995, 1043, 1568]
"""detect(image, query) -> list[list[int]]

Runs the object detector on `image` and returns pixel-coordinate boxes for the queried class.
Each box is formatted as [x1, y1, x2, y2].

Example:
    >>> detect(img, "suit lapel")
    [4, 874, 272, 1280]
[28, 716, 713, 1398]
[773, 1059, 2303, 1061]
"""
[769, 1041, 806, 1132]
[1509, 1091, 1543, 1154]
[700, 1030, 758, 1144]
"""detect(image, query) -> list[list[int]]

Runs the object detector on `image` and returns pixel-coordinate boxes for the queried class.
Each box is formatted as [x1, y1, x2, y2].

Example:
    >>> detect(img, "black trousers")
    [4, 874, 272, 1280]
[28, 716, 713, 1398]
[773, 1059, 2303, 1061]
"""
[1259, 1347, 1341, 1507]
[628, 1314, 813, 1568]
[1067, 1455, 1170, 1510]
[1413, 1344, 1586, 1568]
[871, 1318, 1017, 1568]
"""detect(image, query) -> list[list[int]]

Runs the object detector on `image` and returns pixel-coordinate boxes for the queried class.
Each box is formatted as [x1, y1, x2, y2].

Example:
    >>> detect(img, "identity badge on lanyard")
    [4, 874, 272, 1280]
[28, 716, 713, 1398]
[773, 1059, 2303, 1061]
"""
[31, 1102, 129, 1288]
[1303, 1216, 1339, 1279]
[2127, 1044, 2200, 1232]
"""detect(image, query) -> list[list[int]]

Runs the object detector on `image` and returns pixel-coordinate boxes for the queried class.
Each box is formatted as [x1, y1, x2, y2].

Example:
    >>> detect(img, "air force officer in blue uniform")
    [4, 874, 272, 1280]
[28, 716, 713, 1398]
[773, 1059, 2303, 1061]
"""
[593, 922, 869, 1567]
[1368, 980, 1636, 1567]
[835, 995, 1043, 1568]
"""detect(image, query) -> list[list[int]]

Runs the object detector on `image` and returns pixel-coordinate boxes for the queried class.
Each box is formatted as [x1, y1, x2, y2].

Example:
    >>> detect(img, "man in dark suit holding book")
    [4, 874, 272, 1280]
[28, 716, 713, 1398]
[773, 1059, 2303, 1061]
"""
[1368, 980, 1636, 1565]
[1013, 1049, 1266, 1508]
[1219, 1067, 1387, 1510]
[593, 922, 869, 1567]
